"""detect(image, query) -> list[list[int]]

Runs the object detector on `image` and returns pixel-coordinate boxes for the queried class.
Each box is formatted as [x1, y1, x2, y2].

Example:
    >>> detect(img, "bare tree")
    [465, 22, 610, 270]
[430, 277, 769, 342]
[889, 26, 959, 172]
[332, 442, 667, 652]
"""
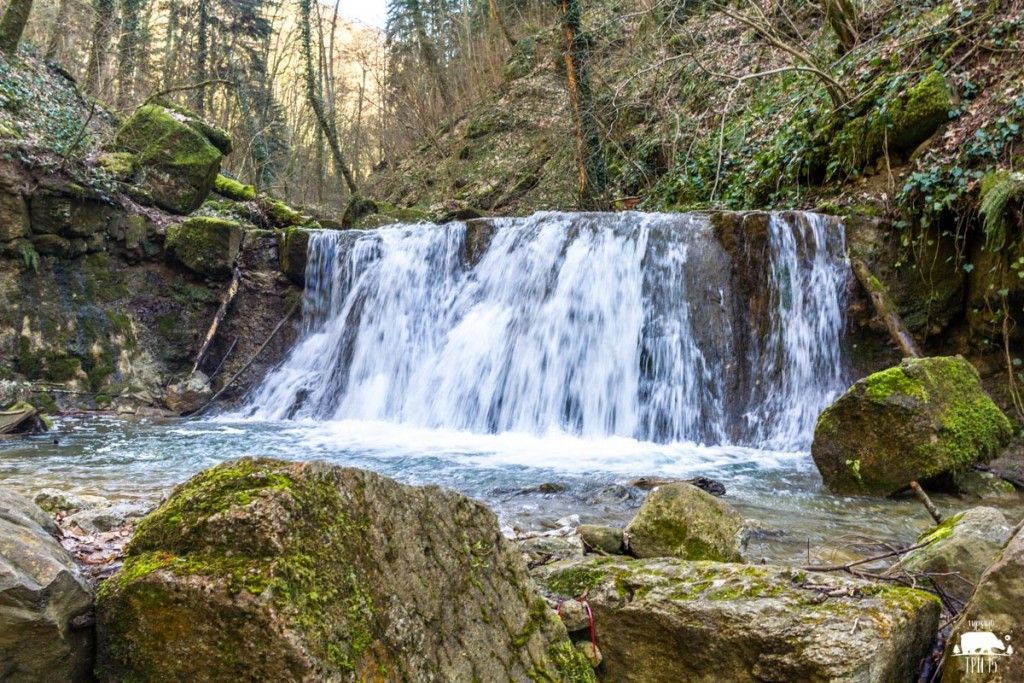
[0, 0, 34, 55]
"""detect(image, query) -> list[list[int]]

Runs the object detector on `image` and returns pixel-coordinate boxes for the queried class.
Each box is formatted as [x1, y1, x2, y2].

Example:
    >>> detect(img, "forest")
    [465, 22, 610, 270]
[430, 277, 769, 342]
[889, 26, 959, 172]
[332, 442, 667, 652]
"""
[0, 0, 1022, 681]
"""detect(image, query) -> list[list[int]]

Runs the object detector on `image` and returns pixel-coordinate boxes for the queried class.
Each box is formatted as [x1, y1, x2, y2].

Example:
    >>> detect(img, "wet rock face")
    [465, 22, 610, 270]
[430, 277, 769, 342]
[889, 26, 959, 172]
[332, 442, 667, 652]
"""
[889, 507, 1014, 605]
[0, 489, 95, 682]
[96, 457, 592, 682]
[113, 104, 224, 215]
[624, 483, 745, 562]
[536, 557, 941, 683]
[812, 356, 1013, 496]
[941, 520, 1024, 683]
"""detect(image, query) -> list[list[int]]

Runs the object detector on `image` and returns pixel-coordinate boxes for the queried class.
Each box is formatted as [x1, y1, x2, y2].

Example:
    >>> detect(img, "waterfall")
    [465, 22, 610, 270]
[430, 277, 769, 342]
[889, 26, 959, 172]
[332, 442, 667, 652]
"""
[241, 211, 850, 450]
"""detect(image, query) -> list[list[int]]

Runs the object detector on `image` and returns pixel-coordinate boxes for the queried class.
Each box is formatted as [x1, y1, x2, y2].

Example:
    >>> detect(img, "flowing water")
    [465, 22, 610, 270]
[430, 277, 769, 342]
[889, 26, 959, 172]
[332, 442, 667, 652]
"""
[1, 211, 1020, 564]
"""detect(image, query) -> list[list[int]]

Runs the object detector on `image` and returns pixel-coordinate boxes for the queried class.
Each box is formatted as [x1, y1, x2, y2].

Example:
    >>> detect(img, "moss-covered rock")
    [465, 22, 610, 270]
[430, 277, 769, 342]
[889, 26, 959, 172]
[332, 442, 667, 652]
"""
[97, 152, 137, 181]
[212, 174, 256, 202]
[277, 227, 311, 286]
[535, 556, 940, 682]
[113, 104, 223, 215]
[577, 524, 624, 555]
[340, 195, 378, 227]
[624, 482, 745, 561]
[888, 507, 1014, 605]
[96, 457, 592, 682]
[812, 356, 1014, 495]
[164, 216, 242, 280]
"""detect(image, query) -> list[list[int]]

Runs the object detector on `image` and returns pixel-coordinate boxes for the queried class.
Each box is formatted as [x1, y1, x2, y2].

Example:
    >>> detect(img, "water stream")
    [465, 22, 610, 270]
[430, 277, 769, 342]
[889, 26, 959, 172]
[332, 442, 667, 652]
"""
[2, 211, 1020, 564]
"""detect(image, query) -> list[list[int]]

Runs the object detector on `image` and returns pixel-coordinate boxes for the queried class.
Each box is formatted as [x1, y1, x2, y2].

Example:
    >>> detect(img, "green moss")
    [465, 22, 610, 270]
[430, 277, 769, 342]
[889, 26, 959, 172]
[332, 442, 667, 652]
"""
[44, 353, 82, 382]
[916, 511, 965, 545]
[213, 174, 256, 202]
[542, 562, 613, 597]
[97, 152, 137, 180]
[863, 365, 929, 402]
[164, 216, 242, 279]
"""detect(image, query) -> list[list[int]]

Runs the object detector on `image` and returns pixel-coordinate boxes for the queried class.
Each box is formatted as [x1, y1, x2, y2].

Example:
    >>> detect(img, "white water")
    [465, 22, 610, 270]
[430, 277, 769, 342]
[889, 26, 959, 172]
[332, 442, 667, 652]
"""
[240, 211, 849, 450]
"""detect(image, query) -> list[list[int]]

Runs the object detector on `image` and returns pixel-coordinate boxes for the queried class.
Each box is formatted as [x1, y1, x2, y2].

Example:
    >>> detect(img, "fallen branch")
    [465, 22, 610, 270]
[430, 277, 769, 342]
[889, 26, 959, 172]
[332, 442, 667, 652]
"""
[802, 539, 931, 573]
[143, 79, 236, 106]
[910, 480, 943, 524]
[850, 258, 922, 358]
[189, 299, 300, 416]
[190, 267, 242, 376]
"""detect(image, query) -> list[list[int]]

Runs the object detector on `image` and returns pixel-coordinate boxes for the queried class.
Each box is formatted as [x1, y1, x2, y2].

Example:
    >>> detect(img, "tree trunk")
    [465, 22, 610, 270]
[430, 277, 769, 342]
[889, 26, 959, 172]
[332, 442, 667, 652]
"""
[825, 0, 859, 54]
[191, 0, 209, 115]
[116, 0, 145, 108]
[559, 0, 607, 210]
[85, 0, 116, 95]
[299, 0, 358, 195]
[44, 0, 68, 60]
[409, 0, 452, 103]
[488, 0, 516, 48]
[160, 0, 178, 91]
[0, 0, 33, 55]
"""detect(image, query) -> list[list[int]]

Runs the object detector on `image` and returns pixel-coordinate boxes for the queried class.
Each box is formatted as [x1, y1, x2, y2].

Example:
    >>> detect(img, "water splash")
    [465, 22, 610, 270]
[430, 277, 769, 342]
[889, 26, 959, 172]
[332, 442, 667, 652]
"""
[241, 211, 849, 449]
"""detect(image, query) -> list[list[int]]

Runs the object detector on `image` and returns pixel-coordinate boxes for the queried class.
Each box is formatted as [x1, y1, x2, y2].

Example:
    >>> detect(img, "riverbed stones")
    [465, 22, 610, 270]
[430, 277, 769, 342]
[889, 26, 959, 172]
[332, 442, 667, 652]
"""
[941, 520, 1024, 682]
[812, 356, 1013, 496]
[624, 482, 744, 561]
[0, 489, 95, 682]
[535, 556, 941, 683]
[888, 507, 1014, 605]
[113, 104, 224, 214]
[96, 457, 592, 682]
[162, 371, 213, 414]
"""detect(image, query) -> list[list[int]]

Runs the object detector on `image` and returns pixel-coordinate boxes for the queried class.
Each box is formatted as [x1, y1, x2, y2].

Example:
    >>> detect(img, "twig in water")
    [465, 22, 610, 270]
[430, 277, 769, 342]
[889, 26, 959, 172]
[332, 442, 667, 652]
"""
[910, 480, 943, 524]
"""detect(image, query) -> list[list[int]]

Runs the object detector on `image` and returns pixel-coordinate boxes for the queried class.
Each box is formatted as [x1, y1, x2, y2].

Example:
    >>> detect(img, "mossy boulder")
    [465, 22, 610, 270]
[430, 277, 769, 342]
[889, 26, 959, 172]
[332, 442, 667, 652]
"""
[624, 482, 745, 561]
[833, 71, 953, 170]
[812, 357, 1014, 496]
[941, 520, 1024, 682]
[578, 524, 624, 555]
[113, 104, 224, 215]
[888, 507, 1014, 605]
[95, 457, 592, 682]
[164, 216, 242, 280]
[535, 556, 941, 683]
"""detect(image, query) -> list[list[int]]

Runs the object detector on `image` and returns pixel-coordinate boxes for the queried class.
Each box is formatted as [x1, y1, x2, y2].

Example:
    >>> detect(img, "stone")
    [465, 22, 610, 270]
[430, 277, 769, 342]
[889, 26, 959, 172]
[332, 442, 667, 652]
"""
[97, 152, 137, 181]
[888, 507, 1014, 605]
[812, 357, 1013, 495]
[629, 475, 726, 496]
[64, 501, 148, 535]
[0, 187, 28, 242]
[33, 489, 110, 515]
[578, 524, 624, 555]
[536, 556, 941, 683]
[162, 371, 213, 414]
[941, 520, 1024, 682]
[556, 598, 591, 632]
[341, 195, 378, 227]
[0, 489, 94, 681]
[96, 458, 593, 682]
[113, 104, 223, 215]
[278, 227, 311, 285]
[953, 470, 1019, 502]
[624, 483, 745, 561]
[518, 534, 585, 569]
[574, 641, 601, 669]
[164, 217, 242, 280]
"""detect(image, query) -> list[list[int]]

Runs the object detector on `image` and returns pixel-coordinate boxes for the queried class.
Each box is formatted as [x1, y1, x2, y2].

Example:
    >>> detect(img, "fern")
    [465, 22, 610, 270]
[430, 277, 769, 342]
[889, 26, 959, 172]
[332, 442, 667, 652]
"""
[17, 241, 37, 273]
[979, 171, 1024, 251]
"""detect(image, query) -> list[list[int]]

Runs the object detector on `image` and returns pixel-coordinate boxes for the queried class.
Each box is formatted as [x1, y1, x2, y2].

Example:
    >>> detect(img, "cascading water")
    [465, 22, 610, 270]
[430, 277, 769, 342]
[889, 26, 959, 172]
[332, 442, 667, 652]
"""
[241, 211, 850, 451]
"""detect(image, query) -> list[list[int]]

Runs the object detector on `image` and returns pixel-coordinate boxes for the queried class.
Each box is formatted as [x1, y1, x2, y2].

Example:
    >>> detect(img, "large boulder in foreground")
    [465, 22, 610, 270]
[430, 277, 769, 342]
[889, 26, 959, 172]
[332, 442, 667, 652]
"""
[941, 520, 1024, 682]
[812, 357, 1013, 495]
[624, 482, 744, 561]
[0, 489, 94, 682]
[888, 507, 1014, 605]
[536, 556, 941, 683]
[113, 104, 224, 214]
[96, 457, 592, 682]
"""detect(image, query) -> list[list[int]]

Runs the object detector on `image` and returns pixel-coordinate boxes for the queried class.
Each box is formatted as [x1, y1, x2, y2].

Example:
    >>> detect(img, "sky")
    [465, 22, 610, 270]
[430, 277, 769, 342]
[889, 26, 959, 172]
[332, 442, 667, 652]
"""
[338, 0, 389, 29]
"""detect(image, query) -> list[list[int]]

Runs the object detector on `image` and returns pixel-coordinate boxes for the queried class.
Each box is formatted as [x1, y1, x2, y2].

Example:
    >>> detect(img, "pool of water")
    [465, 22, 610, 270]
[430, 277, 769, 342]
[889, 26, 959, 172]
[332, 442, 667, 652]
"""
[2, 414, 1020, 566]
